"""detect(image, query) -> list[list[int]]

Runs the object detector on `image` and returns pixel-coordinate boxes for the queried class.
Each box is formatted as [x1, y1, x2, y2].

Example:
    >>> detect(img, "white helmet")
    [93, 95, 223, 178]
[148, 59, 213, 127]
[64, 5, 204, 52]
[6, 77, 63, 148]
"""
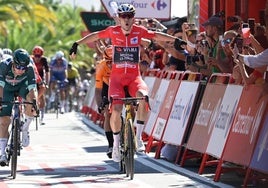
[55, 51, 64, 59]
[2, 48, 12, 55]
[117, 4, 135, 14]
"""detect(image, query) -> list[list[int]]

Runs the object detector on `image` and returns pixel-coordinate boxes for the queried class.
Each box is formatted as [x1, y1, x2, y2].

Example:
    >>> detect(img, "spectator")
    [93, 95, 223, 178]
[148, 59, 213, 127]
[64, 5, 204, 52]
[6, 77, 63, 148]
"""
[254, 24, 268, 49]
[159, 28, 186, 71]
[202, 16, 225, 73]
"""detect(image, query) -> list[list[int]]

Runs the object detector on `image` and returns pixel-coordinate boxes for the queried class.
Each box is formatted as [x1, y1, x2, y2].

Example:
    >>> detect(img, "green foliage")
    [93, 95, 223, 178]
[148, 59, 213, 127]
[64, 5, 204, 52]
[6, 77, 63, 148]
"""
[0, 0, 96, 69]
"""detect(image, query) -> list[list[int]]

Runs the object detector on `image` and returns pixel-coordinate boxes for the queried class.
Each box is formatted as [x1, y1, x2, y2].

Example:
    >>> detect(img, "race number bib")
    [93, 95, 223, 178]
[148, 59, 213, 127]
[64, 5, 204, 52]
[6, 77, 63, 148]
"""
[113, 46, 139, 64]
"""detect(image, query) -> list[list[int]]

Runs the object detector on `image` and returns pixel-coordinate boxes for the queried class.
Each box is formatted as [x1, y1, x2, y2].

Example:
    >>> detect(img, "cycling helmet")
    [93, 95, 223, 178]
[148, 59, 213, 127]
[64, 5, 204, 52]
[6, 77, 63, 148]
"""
[117, 4, 135, 14]
[13, 48, 30, 67]
[68, 62, 73, 68]
[55, 51, 64, 59]
[32, 46, 44, 56]
[2, 48, 12, 55]
[103, 45, 113, 60]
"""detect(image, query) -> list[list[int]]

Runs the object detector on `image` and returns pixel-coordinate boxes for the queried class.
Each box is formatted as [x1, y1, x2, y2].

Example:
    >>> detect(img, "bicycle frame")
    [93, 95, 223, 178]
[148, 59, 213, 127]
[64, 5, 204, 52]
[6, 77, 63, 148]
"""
[111, 96, 149, 180]
[1, 98, 38, 179]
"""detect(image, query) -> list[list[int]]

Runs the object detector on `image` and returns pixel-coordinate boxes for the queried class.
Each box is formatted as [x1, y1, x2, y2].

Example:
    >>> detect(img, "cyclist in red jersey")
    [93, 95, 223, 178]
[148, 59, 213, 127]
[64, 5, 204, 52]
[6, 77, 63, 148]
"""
[69, 3, 186, 162]
[32, 46, 50, 124]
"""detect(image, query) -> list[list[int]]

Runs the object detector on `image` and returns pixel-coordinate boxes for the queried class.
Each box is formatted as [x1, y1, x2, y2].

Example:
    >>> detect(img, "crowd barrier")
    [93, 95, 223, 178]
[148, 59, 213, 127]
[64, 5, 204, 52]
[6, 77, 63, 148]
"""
[81, 70, 268, 187]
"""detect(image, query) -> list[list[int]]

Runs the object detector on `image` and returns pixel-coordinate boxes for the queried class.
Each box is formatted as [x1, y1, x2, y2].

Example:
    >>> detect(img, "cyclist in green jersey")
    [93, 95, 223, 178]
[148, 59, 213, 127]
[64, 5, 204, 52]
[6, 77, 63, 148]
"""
[0, 49, 38, 166]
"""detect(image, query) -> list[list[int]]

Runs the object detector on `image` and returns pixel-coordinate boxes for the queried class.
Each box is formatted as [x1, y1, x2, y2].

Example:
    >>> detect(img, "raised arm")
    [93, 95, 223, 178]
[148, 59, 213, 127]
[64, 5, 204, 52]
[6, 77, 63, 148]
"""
[69, 32, 100, 59]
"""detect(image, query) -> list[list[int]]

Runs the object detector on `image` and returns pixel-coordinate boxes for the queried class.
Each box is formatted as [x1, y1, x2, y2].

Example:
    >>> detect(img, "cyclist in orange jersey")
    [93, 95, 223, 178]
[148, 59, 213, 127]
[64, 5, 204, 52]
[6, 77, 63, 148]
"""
[95, 45, 113, 158]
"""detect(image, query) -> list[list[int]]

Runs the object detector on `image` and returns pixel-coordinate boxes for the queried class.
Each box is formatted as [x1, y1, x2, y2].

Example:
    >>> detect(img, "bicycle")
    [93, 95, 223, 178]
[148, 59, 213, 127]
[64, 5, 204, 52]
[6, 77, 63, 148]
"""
[0, 97, 39, 179]
[110, 95, 150, 180]
[54, 84, 60, 118]
[51, 80, 65, 118]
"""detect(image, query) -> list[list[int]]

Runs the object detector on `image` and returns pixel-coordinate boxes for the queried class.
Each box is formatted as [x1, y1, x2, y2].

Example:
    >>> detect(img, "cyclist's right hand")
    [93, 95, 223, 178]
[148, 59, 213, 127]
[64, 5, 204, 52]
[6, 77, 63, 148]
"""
[98, 96, 109, 114]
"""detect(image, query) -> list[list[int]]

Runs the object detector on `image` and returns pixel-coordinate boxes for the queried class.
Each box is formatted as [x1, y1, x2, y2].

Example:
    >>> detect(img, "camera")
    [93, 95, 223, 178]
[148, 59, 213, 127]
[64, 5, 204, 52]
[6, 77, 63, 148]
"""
[186, 55, 201, 65]
[200, 40, 209, 48]
[234, 37, 243, 49]
[242, 23, 249, 28]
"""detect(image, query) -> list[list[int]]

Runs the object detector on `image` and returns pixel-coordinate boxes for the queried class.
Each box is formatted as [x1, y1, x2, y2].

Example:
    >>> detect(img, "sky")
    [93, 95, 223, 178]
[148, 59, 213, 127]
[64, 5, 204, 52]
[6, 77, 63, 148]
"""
[60, 0, 187, 18]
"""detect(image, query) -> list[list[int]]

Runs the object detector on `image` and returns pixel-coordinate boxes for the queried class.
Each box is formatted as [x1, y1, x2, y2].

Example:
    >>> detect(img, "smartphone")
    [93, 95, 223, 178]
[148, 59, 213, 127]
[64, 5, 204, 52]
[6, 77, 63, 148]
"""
[235, 38, 243, 49]
[248, 18, 255, 35]
[242, 23, 249, 28]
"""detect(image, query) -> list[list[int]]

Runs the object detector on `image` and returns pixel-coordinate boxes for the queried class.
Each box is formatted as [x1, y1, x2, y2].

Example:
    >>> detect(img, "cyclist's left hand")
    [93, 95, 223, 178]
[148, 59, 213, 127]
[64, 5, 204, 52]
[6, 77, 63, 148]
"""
[31, 99, 40, 117]
[174, 37, 187, 51]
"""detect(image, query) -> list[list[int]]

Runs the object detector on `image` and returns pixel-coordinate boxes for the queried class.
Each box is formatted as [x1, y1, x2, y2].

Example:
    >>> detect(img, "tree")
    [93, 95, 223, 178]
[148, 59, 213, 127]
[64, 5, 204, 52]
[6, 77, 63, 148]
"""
[0, 0, 95, 69]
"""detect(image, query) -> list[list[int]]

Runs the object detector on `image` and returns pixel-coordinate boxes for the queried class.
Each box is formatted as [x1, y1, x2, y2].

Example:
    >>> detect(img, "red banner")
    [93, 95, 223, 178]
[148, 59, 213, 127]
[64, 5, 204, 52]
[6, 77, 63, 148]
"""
[186, 82, 227, 153]
[222, 85, 268, 166]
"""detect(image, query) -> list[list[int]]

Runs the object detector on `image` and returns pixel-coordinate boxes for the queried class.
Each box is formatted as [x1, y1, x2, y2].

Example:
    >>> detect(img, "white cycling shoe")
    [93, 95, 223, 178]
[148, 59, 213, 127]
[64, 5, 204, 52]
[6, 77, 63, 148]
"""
[112, 146, 121, 162]
[22, 131, 30, 147]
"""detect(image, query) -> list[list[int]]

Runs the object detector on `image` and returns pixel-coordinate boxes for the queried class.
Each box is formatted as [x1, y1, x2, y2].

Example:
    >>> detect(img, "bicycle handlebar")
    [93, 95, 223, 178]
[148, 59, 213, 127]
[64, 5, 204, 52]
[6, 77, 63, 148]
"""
[0, 99, 40, 116]
[110, 95, 151, 110]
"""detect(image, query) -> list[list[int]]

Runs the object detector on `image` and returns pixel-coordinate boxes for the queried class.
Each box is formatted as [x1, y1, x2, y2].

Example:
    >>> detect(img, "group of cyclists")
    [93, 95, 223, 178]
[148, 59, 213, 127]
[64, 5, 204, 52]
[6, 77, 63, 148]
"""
[0, 46, 82, 166]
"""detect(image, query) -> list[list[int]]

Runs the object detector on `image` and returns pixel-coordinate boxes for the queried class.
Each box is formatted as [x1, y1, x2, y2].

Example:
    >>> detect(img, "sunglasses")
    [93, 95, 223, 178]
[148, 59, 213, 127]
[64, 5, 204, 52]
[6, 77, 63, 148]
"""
[34, 55, 41, 58]
[119, 13, 134, 19]
[15, 64, 27, 70]
[222, 38, 232, 45]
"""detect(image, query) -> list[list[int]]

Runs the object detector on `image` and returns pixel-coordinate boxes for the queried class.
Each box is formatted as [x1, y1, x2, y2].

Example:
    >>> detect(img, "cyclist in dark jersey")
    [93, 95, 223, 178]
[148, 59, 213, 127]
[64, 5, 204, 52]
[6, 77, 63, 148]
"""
[0, 49, 38, 166]
[69, 4, 186, 162]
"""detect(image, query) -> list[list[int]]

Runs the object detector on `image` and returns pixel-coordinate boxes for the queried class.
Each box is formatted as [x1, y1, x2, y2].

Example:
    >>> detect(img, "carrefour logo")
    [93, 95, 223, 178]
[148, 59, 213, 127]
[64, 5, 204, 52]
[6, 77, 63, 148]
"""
[108, 0, 167, 11]
[151, 0, 167, 11]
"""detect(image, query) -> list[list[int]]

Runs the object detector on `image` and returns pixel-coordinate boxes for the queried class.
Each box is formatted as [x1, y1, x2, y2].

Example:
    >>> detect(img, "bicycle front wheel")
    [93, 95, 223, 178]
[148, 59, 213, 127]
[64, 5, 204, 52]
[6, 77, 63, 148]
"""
[125, 118, 135, 180]
[11, 118, 20, 179]
[119, 116, 126, 173]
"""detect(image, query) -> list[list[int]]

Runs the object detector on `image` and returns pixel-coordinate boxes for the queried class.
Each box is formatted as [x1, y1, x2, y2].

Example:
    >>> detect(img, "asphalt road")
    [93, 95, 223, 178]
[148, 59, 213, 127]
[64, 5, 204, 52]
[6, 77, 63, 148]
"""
[0, 112, 255, 187]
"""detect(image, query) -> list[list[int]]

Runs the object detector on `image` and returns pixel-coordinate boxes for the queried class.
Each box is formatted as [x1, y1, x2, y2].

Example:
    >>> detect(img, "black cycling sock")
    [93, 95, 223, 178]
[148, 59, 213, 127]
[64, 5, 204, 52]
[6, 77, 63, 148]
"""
[105, 131, 114, 148]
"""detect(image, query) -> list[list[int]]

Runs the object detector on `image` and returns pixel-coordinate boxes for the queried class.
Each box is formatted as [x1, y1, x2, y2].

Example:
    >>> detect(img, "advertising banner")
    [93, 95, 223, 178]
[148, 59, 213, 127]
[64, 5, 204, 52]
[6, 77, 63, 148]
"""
[206, 84, 243, 158]
[144, 75, 157, 97]
[101, 0, 171, 19]
[185, 83, 227, 153]
[152, 72, 183, 140]
[143, 77, 170, 135]
[161, 80, 200, 145]
[80, 12, 116, 32]
[222, 85, 268, 166]
[250, 108, 268, 174]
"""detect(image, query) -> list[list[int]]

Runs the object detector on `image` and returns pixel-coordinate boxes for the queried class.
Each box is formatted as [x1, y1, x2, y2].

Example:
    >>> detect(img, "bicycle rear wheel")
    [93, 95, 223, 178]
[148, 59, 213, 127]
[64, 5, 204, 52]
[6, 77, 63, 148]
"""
[54, 94, 59, 119]
[11, 118, 20, 179]
[125, 118, 135, 180]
